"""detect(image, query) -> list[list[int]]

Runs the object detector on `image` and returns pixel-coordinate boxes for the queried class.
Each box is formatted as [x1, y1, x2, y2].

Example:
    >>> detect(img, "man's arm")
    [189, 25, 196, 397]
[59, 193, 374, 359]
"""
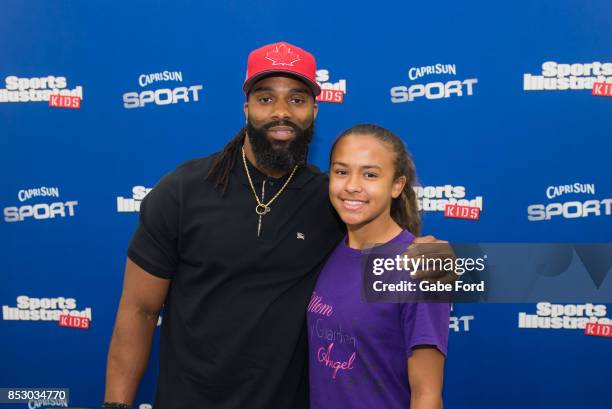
[408, 346, 445, 409]
[104, 258, 170, 405]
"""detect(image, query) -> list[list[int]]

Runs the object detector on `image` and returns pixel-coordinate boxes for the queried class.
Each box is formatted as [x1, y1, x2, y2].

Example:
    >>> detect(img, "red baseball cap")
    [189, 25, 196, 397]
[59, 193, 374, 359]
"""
[243, 41, 321, 96]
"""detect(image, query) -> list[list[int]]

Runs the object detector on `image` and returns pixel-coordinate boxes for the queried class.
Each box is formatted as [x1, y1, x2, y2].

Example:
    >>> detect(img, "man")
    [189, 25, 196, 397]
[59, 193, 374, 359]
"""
[103, 42, 454, 409]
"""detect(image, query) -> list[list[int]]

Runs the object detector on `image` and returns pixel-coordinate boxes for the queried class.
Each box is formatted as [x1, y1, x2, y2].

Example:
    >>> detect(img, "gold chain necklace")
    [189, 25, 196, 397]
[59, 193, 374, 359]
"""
[241, 146, 298, 236]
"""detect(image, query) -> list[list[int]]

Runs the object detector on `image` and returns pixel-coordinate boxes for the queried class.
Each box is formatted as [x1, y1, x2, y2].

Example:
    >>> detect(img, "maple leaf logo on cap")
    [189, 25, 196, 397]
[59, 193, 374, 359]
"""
[265, 43, 301, 66]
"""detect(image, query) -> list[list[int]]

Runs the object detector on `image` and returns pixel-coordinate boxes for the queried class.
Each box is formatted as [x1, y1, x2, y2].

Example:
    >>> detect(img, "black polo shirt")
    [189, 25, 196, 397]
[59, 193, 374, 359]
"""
[127, 146, 344, 409]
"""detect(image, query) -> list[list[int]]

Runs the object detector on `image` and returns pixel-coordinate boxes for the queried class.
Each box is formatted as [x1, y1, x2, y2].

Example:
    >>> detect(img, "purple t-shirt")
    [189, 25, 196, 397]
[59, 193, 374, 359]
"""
[307, 230, 450, 409]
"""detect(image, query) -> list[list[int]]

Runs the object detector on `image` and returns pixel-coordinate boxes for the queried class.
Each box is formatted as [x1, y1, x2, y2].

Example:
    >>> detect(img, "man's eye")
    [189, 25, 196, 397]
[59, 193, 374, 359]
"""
[258, 97, 273, 103]
[290, 98, 305, 104]
[334, 170, 348, 175]
[365, 172, 378, 178]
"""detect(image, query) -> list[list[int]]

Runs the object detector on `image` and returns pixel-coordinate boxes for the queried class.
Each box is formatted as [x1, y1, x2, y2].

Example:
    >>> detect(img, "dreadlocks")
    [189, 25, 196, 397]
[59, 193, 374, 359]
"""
[206, 127, 246, 195]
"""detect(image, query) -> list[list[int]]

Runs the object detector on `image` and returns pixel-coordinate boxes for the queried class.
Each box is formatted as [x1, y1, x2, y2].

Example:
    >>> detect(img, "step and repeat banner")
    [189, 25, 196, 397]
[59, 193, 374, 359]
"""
[1, 1, 611, 408]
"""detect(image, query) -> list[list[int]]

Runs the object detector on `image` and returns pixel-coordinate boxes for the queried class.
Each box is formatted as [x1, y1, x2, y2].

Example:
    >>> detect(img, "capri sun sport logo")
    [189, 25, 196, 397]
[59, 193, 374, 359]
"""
[123, 70, 203, 109]
[527, 182, 611, 221]
[28, 397, 68, 409]
[3, 186, 78, 223]
[390, 63, 478, 103]
[450, 304, 474, 333]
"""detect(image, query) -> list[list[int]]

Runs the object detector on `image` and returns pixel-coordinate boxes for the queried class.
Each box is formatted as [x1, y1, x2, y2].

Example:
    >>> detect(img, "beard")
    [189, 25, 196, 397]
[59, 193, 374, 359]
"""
[246, 118, 314, 172]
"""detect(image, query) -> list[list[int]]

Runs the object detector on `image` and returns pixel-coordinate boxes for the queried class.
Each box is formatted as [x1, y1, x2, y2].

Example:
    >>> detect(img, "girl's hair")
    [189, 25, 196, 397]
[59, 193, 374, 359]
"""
[206, 127, 247, 195]
[330, 124, 421, 235]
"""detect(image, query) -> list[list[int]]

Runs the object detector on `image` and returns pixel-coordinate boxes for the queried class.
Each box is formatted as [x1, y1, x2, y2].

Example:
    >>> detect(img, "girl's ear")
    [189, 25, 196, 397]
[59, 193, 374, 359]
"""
[391, 175, 407, 199]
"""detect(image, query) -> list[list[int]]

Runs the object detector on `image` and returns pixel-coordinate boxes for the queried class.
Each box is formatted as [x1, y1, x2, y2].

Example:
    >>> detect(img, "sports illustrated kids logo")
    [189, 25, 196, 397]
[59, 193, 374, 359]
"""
[116, 185, 153, 213]
[414, 185, 483, 216]
[2, 295, 93, 324]
[0, 75, 83, 105]
[316, 69, 346, 103]
[518, 302, 609, 330]
[523, 61, 612, 92]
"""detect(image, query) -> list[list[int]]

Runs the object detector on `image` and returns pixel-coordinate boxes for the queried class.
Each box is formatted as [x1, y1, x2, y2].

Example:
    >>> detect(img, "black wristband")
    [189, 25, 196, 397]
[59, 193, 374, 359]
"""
[101, 402, 131, 409]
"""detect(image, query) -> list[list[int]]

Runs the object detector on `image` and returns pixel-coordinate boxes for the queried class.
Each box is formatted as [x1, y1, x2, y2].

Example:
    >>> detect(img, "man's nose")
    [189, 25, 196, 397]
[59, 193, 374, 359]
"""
[271, 99, 291, 120]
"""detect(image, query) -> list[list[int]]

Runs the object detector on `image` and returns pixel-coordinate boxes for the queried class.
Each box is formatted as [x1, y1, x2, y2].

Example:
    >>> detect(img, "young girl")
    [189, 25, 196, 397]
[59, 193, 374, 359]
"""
[307, 124, 450, 409]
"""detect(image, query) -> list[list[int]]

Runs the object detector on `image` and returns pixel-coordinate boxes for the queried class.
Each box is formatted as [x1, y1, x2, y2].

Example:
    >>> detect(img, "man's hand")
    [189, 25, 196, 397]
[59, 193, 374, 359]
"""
[405, 235, 457, 285]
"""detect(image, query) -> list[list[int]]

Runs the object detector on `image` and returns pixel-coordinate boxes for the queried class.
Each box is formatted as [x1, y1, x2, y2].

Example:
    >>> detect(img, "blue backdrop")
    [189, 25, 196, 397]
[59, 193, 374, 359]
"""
[1, 1, 611, 408]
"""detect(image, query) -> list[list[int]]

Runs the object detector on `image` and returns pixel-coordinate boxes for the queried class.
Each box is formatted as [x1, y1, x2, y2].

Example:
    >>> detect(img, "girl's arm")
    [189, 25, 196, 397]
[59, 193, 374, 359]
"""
[407, 346, 445, 409]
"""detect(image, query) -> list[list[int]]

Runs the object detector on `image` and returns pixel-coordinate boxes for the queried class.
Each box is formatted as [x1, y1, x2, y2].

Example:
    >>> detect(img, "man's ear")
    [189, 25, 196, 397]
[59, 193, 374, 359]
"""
[313, 101, 318, 120]
[243, 101, 248, 122]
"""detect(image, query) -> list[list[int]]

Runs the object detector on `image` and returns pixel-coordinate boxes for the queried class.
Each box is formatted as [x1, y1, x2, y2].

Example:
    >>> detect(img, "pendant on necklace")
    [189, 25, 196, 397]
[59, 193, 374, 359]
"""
[256, 204, 271, 216]
[257, 215, 262, 237]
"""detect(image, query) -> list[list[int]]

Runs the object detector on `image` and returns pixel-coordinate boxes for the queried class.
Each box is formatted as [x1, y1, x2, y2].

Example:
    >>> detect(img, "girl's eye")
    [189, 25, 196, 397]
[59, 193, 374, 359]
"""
[365, 172, 378, 179]
[334, 169, 348, 175]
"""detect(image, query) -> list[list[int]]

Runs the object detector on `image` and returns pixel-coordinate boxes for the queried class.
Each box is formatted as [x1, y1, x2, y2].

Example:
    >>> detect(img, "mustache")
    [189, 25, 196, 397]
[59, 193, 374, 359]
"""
[262, 120, 300, 132]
